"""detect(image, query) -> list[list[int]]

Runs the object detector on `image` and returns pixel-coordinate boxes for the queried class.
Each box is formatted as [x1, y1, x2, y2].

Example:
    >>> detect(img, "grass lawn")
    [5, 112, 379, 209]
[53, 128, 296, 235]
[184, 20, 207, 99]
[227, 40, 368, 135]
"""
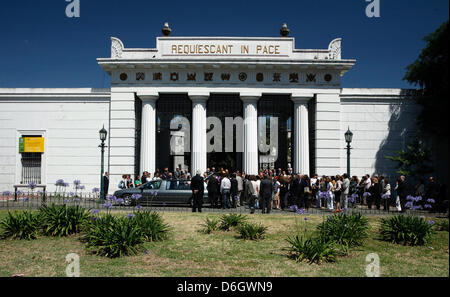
[0, 210, 448, 277]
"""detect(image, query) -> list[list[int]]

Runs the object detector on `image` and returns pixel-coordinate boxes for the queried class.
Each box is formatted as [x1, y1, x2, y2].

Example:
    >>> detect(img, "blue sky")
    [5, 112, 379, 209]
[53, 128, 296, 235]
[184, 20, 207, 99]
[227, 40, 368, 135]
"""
[0, 0, 448, 89]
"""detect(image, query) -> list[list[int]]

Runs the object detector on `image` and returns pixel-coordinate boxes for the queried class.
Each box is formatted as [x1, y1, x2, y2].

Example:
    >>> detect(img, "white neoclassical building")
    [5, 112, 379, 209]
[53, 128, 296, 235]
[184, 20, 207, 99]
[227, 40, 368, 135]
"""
[0, 25, 420, 194]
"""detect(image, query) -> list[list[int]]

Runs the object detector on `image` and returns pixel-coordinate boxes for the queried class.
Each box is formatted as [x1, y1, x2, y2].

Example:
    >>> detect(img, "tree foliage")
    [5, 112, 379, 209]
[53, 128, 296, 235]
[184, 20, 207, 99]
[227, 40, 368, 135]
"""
[404, 21, 449, 138]
[385, 135, 433, 178]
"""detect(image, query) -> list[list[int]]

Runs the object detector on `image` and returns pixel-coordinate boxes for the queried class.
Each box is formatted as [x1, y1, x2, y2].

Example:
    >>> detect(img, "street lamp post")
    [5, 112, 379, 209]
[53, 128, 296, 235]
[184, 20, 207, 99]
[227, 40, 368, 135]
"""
[345, 127, 353, 177]
[99, 126, 108, 204]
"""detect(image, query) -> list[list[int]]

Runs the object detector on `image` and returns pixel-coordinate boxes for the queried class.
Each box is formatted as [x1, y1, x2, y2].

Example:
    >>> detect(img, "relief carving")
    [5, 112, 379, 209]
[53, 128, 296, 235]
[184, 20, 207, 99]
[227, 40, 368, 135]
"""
[328, 38, 342, 60]
[111, 37, 124, 59]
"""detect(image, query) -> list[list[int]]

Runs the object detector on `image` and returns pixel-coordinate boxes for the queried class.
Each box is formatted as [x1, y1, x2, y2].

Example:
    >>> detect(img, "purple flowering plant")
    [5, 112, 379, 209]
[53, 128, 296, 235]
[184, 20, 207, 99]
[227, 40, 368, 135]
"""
[2, 191, 12, 197]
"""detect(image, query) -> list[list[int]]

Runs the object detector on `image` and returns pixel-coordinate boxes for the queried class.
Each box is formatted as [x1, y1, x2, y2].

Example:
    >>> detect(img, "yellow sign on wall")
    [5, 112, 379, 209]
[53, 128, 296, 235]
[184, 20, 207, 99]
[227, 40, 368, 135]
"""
[19, 137, 44, 153]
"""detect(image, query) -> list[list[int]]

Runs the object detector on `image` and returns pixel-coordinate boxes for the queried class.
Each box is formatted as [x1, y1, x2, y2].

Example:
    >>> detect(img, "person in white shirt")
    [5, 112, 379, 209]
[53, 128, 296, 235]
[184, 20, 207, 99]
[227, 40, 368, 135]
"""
[364, 175, 371, 191]
[220, 174, 231, 209]
[363, 175, 371, 205]
[255, 176, 261, 209]
[146, 172, 152, 183]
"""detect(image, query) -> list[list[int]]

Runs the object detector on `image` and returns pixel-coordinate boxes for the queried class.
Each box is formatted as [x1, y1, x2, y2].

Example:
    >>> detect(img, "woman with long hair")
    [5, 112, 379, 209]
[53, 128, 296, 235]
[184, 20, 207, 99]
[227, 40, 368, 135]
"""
[334, 175, 343, 211]
[327, 176, 334, 210]
[382, 177, 391, 211]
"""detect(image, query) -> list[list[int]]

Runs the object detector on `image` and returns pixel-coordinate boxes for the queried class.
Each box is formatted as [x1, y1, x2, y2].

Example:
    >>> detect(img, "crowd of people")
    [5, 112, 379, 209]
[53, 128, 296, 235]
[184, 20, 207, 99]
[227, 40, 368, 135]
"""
[114, 166, 448, 214]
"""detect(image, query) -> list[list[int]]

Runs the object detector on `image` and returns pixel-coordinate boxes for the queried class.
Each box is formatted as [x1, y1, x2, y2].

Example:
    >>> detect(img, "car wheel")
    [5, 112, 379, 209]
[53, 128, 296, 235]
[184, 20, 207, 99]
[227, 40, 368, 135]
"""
[123, 195, 134, 206]
[189, 197, 194, 207]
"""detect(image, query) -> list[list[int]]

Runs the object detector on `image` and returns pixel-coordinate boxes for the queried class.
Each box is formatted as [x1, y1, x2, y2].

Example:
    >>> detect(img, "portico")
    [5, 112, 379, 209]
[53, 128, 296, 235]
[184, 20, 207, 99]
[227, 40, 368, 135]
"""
[98, 25, 355, 183]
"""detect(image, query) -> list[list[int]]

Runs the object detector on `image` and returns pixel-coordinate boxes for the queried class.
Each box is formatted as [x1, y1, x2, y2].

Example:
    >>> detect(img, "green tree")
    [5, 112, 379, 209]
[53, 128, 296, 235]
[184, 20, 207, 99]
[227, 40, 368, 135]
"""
[404, 21, 449, 138]
[385, 135, 433, 178]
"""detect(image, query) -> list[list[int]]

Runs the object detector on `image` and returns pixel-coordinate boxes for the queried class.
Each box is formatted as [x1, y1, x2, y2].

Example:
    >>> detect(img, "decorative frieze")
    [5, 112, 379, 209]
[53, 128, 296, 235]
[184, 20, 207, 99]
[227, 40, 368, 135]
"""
[113, 70, 339, 86]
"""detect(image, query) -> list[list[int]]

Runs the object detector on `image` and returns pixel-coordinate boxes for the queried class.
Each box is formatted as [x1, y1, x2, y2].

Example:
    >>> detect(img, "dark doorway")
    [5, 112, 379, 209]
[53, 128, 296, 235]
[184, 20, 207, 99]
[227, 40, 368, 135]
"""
[207, 94, 243, 173]
[156, 94, 192, 172]
[258, 95, 294, 170]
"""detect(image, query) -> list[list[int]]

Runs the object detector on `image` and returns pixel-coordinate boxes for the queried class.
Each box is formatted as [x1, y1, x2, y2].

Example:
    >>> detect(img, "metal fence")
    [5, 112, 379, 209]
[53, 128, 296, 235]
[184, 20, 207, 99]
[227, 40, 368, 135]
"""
[0, 191, 448, 218]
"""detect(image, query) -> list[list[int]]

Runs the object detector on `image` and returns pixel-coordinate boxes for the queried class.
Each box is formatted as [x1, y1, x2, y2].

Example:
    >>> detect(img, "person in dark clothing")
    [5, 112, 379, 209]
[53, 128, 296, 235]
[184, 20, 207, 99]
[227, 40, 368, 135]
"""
[288, 176, 296, 207]
[259, 175, 273, 214]
[161, 168, 170, 180]
[424, 177, 443, 212]
[191, 170, 204, 212]
[230, 174, 238, 208]
[397, 176, 407, 212]
[141, 172, 147, 185]
[425, 176, 439, 201]
[438, 182, 448, 213]
[300, 175, 311, 210]
[103, 172, 109, 199]
[246, 175, 257, 214]
[242, 175, 249, 206]
[292, 175, 301, 207]
[207, 174, 220, 208]
[368, 178, 381, 210]
[280, 176, 289, 210]
[373, 178, 381, 210]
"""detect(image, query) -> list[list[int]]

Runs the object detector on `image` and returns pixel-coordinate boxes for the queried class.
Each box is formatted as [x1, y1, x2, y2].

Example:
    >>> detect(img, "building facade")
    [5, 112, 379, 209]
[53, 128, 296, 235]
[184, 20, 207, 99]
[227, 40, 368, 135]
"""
[0, 30, 420, 194]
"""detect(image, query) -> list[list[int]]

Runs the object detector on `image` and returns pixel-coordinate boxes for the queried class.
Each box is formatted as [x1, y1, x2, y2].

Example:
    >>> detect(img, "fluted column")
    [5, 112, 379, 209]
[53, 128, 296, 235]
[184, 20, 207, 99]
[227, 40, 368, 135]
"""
[241, 95, 260, 175]
[140, 95, 158, 175]
[292, 95, 312, 175]
[190, 95, 208, 175]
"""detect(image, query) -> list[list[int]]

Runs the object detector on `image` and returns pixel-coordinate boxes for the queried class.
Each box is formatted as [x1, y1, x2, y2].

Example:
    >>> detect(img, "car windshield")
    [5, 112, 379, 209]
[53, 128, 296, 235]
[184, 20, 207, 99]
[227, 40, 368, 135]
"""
[166, 180, 191, 190]
[140, 181, 162, 190]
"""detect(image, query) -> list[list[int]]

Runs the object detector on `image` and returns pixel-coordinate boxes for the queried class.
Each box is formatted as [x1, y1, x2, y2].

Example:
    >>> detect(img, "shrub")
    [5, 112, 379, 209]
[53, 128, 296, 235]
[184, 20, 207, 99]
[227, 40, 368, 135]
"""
[200, 217, 220, 234]
[134, 210, 170, 242]
[237, 222, 267, 240]
[82, 214, 144, 258]
[219, 214, 248, 231]
[317, 212, 370, 250]
[0, 211, 41, 240]
[379, 215, 435, 246]
[286, 235, 337, 264]
[39, 204, 90, 237]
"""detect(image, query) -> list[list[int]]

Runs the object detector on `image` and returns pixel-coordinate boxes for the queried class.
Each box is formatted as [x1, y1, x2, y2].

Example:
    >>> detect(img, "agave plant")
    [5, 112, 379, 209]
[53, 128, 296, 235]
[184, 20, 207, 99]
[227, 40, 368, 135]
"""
[286, 235, 337, 264]
[219, 213, 248, 231]
[379, 215, 435, 246]
[237, 222, 267, 240]
[134, 210, 171, 242]
[0, 211, 41, 240]
[317, 212, 370, 251]
[39, 204, 90, 237]
[82, 214, 145, 258]
[200, 217, 220, 234]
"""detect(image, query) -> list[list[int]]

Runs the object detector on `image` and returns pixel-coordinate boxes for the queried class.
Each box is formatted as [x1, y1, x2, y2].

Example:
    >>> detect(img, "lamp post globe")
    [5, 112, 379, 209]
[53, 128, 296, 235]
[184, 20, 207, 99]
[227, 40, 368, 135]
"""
[345, 128, 353, 144]
[99, 126, 108, 142]
[99, 126, 108, 204]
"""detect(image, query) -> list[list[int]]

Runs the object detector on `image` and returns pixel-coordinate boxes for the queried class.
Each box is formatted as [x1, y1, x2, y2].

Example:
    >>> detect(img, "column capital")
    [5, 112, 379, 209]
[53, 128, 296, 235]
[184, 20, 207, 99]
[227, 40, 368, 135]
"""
[189, 92, 209, 103]
[137, 93, 159, 102]
[240, 92, 261, 102]
[291, 93, 313, 103]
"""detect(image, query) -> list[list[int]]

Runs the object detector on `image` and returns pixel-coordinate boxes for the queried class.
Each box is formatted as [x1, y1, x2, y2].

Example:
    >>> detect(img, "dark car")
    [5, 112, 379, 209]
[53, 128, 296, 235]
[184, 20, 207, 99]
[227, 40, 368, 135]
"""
[113, 179, 208, 206]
